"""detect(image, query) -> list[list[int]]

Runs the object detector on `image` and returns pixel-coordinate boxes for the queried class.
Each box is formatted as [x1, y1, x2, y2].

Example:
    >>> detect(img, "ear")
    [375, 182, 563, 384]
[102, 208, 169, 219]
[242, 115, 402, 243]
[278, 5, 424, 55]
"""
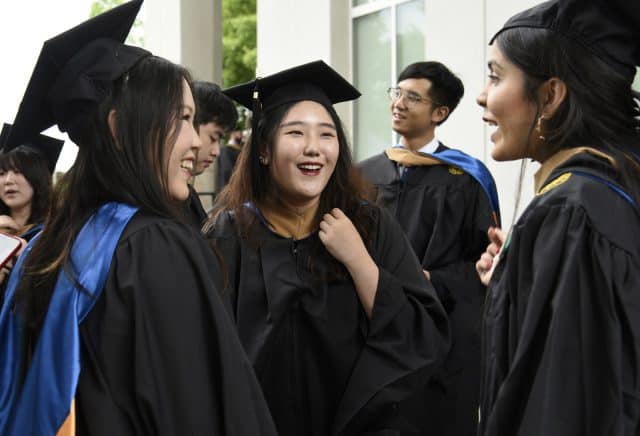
[107, 109, 118, 138]
[539, 77, 567, 118]
[431, 106, 450, 124]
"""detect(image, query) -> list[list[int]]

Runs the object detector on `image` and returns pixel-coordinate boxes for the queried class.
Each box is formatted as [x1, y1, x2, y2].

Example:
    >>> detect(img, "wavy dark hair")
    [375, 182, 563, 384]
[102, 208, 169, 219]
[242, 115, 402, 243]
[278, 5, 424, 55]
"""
[207, 100, 374, 279]
[15, 55, 193, 340]
[0, 147, 52, 225]
[495, 27, 640, 204]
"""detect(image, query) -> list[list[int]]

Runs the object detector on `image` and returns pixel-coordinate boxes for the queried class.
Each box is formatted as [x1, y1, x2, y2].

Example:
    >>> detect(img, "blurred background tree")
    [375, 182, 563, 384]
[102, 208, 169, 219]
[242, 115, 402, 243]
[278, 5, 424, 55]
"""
[223, 0, 256, 87]
[89, 0, 144, 46]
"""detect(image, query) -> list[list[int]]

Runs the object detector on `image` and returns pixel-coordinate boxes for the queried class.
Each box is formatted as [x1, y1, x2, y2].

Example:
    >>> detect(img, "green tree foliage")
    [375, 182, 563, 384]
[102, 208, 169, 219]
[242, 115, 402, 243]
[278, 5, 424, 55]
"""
[89, 0, 144, 46]
[223, 0, 256, 87]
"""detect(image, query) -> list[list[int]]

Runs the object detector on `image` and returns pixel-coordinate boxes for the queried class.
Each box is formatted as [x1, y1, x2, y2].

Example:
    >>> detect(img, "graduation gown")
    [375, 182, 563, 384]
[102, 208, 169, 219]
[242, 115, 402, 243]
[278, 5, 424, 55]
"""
[185, 184, 208, 230]
[359, 143, 494, 435]
[76, 212, 277, 436]
[207, 204, 450, 436]
[216, 145, 241, 190]
[479, 153, 640, 435]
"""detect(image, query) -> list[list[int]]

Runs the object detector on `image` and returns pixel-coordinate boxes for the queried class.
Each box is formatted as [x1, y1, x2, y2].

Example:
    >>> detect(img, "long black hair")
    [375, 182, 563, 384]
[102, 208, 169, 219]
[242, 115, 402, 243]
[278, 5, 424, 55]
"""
[15, 55, 193, 339]
[0, 148, 52, 225]
[495, 27, 640, 203]
[209, 99, 374, 279]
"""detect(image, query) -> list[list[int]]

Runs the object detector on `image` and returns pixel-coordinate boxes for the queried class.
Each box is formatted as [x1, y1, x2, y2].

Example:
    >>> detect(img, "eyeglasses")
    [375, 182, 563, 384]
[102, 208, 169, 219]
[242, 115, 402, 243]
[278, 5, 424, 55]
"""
[387, 87, 441, 107]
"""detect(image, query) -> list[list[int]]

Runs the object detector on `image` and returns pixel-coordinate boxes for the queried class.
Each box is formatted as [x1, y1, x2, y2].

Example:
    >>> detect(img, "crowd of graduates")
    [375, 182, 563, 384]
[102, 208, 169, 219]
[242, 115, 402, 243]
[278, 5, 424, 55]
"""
[0, 0, 639, 435]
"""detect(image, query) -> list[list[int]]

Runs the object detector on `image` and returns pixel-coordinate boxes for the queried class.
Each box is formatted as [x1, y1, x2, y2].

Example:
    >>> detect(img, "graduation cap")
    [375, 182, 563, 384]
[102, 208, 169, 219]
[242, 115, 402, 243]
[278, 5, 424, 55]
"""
[0, 123, 64, 173]
[491, 0, 640, 83]
[224, 60, 361, 151]
[4, 0, 150, 151]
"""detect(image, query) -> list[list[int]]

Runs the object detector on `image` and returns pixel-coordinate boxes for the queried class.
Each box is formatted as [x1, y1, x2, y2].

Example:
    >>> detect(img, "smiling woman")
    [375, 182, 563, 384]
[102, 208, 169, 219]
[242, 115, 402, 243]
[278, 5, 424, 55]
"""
[206, 60, 450, 436]
[0, 1, 277, 435]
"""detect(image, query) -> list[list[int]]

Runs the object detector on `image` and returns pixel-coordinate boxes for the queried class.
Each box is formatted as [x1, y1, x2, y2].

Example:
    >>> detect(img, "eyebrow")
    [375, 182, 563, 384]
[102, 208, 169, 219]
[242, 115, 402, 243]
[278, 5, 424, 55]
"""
[280, 120, 336, 130]
[180, 104, 195, 114]
[487, 60, 503, 71]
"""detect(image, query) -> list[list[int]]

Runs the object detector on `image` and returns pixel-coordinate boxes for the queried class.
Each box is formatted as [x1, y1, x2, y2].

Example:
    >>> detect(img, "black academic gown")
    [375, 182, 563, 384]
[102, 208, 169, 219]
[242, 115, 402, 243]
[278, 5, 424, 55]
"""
[479, 153, 640, 436]
[359, 143, 493, 436]
[76, 212, 277, 436]
[207, 204, 450, 436]
[185, 184, 208, 230]
[216, 145, 241, 190]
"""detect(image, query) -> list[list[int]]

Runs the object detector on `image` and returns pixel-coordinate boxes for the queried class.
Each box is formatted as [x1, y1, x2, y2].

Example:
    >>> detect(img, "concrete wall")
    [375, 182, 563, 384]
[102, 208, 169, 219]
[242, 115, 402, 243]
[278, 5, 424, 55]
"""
[257, 0, 544, 228]
[146, 0, 223, 210]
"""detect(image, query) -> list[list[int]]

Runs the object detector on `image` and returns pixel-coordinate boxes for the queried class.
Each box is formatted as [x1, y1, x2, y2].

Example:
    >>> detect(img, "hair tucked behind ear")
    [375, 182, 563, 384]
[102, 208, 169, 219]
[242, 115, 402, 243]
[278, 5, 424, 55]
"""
[496, 27, 640, 204]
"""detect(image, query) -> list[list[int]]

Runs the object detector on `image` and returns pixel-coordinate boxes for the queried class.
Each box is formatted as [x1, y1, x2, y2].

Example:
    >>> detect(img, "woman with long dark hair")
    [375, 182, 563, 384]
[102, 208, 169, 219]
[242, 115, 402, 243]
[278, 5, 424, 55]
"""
[0, 2, 276, 435]
[206, 60, 450, 436]
[475, 0, 640, 434]
[0, 125, 62, 242]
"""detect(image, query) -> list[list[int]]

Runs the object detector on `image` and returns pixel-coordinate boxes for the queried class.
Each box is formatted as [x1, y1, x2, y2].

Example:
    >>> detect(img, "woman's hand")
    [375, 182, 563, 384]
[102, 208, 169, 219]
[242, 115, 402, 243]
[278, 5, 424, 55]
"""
[0, 215, 20, 235]
[319, 208, 379, 318]
[319, 208, 368, 268]
[476, 227, 506, 286]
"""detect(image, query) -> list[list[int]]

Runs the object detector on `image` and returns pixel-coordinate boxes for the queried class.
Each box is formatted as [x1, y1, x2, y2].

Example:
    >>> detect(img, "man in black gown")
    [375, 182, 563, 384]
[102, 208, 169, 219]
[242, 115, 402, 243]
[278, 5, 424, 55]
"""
[360, 61, 499, 436]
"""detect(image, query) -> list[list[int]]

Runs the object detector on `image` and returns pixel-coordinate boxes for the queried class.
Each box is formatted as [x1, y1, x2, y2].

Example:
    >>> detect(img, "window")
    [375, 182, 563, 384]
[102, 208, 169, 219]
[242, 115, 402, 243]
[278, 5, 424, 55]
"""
[352, 0, 425, 161]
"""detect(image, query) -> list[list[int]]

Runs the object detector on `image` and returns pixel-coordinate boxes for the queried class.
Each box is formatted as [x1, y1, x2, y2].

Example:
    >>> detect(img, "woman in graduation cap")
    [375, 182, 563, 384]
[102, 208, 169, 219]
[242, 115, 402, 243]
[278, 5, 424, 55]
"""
[475, 0, 640, 434]
[0, 124, 62, 242]
[205, 60, 450, 436]
[0, 1, 277, 436]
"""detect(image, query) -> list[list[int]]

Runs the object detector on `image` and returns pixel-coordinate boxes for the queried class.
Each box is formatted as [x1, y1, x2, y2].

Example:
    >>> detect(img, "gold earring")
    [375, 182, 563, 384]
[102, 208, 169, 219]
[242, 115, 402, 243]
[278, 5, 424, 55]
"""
[536, 115, 546, 142]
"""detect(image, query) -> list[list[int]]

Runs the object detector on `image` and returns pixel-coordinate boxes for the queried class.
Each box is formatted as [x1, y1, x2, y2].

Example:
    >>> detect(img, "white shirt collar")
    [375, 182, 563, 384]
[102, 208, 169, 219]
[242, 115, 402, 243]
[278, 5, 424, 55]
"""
[393, 137, 439, 154]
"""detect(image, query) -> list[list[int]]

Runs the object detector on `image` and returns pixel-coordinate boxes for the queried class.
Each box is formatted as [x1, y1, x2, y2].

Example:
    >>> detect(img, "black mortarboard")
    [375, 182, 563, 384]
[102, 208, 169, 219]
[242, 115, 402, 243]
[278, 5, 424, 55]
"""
[0, 123, 64, 173]
[5, 0, 150, 151]
[491, 0, 640, 82]
[224, 60, 360, 151]
[224, 60, 361, 112]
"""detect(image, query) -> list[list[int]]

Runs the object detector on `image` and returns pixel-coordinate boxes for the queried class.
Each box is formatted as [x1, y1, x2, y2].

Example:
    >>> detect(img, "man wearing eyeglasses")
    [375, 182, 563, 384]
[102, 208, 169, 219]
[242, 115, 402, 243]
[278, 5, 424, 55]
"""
[360, 61, 500, 436]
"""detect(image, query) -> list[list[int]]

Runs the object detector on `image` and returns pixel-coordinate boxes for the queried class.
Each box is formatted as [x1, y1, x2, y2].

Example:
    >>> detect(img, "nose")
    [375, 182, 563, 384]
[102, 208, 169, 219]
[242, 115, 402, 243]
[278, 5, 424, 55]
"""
[191, 124, 202, 150]
[210, 140, 220, 158]
[476, 84, 488, 108]
[303, 135, 321, 156]
[4, 171, 15, 184]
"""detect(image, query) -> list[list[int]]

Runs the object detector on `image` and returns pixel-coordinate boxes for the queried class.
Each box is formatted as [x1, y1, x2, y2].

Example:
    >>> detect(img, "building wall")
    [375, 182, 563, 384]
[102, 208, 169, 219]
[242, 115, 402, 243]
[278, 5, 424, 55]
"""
[258, 0, 543, 228]
[146, 0, 223, 211]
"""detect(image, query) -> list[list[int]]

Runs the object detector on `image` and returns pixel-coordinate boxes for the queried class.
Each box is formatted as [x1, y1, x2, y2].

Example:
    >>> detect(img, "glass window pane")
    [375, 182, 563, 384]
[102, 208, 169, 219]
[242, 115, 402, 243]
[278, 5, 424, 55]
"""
[353, 0, 375, 6]
[397, 0, 425, 71]
[353, 8, 392, 161]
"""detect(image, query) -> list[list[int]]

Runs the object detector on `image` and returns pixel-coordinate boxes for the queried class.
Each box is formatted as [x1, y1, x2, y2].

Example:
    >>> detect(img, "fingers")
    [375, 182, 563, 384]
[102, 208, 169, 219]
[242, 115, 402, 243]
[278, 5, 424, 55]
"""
[488, 226, 506, 247]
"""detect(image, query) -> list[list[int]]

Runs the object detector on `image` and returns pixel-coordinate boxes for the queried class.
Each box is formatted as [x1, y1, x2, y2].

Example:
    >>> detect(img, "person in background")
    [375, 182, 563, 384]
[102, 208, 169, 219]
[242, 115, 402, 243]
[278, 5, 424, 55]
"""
[0, 2, 277, 435]
[185, 81, 237, 228]
[475, 0, 640, 434]
[0, 123, 63, 242]
[359, 60, 500, 436]
[206, 60, 450, 436]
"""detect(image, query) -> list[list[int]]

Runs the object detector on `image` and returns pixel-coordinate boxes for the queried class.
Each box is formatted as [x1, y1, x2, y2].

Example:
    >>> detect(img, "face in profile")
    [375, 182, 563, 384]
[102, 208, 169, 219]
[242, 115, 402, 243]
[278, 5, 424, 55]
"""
[195, 121, 226, 175]
[166, 79, 202, 201]
[477, 43, 539, 161]
[266, 100, 339, 209]
[0, 168, 34, 213]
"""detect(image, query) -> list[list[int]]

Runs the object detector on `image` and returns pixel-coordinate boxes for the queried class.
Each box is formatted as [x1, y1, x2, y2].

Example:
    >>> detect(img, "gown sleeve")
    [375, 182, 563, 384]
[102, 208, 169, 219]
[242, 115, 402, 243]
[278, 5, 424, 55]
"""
[334, 207, 451, 435]
[482, 203, 640, 436]
[77, 218, 277, 436]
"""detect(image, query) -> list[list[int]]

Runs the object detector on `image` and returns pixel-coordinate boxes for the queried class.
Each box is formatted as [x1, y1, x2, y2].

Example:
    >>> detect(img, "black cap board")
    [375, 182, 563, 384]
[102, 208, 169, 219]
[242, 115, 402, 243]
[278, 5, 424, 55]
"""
[0, 123, 64, 173]
[491, 0, 640, 82]
[5, 0, 149, 150]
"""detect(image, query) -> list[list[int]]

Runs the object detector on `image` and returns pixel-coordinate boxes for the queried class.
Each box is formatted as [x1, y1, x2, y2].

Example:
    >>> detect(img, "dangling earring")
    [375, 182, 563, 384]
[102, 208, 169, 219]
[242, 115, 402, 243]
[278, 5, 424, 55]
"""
[259, 155, 268, 165]
[536, 115, 546, 142]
